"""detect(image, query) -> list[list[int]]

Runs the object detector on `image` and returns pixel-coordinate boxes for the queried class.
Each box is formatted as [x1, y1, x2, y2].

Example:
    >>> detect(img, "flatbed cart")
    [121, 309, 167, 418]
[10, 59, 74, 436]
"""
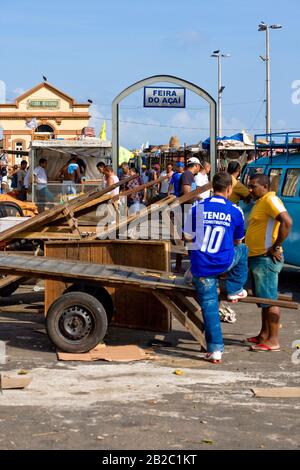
[0, 246, 297, 354]
[0, 250, 205, 353]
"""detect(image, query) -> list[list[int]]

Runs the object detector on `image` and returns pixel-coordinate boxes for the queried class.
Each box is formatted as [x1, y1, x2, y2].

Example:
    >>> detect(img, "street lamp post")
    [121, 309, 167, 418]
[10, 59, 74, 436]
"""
[258, 22, 282, 137]
[211, 50, 230, 138]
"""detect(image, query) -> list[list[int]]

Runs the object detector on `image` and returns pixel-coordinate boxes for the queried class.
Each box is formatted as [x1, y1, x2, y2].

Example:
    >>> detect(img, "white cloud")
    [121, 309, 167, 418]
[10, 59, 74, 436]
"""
[166, 30, 205, 48]
[13, 87, 25, 96]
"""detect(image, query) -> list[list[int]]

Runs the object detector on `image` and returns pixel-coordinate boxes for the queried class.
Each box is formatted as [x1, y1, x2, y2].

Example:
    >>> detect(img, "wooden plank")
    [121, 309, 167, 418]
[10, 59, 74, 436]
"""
[14, 232, 81, 240]
[172, 293, 204, 333]
[62, 207, 82, 238]
[0, 275, 23, 289]
[247, 290, 293, 302]
[94, 195, 176, 240]
[51, 175, 139, 222]
[236, 295, 298, 310]
[154, 292, 206, 350]
[112, 175, 168, 202]
[0, 175, 137, 245]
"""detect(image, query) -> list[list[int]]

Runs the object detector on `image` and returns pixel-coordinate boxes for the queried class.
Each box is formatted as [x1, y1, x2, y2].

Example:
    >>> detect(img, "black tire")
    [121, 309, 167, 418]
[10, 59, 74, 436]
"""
[64, 283, 114, 324]
[46, 292, 108, 353]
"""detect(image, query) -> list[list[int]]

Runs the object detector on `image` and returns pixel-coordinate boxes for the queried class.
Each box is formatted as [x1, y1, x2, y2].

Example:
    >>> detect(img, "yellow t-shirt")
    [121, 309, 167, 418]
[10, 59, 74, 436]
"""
[229, 175, 250, 204]
[245, 191, 287, 257]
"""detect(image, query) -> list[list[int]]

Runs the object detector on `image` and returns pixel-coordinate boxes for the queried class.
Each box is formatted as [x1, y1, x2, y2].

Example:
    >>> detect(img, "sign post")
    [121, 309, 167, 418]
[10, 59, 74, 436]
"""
[112, 75, 217, 177]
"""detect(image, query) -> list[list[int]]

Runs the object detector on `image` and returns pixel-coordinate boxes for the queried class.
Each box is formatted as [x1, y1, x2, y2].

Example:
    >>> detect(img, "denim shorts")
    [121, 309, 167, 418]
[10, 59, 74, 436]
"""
[249, 255, 284, 308]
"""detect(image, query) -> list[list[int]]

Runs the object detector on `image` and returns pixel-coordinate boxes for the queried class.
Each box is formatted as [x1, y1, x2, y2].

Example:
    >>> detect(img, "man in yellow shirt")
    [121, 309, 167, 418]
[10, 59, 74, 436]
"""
[245, 174, 292, 351]
[227, 161, 251, 205]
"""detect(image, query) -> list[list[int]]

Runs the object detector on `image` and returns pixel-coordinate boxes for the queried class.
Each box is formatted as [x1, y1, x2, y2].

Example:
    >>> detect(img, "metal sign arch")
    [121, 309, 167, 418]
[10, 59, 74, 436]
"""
[112, 74, 217, 176]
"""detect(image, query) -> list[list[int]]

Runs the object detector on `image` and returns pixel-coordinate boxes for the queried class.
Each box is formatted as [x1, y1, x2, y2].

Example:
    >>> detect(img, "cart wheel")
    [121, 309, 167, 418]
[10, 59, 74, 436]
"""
[46, 292, 108, 353]
[64, 283, 114, 324]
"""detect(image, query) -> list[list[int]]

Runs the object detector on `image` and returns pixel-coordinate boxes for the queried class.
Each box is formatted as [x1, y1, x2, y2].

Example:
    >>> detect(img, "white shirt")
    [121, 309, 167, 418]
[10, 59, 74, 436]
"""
[24, 169, 31, 189]
[194, 172, 210, 199]
[104, 174, 120, 196]
[33, 166, 47, 190]
[160, 170, 174, 194]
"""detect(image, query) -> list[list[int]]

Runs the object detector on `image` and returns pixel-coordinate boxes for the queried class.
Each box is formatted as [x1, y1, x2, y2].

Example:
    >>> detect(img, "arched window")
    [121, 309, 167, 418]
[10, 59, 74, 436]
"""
[35, 124, 54, 133]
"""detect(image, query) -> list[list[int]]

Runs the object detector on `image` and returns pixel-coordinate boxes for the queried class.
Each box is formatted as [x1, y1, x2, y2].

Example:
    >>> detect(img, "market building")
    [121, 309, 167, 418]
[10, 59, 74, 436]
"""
[0, 82, 91, 164]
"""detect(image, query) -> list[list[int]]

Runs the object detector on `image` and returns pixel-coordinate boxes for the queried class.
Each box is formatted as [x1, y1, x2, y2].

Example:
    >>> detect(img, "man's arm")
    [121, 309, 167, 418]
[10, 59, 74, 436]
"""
[182, 184, 191, 195]
[107, 175, 114, 187]
[267, 211, 293, 261]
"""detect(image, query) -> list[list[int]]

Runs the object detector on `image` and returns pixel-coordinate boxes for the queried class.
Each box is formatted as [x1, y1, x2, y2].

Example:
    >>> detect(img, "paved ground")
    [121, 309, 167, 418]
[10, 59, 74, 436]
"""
[0, 267, 299, 450]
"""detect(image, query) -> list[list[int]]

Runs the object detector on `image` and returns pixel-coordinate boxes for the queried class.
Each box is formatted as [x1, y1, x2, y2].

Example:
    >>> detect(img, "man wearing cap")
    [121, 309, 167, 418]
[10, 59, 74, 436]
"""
[168, 162, 185, 197]
[179, 157, 201, 197]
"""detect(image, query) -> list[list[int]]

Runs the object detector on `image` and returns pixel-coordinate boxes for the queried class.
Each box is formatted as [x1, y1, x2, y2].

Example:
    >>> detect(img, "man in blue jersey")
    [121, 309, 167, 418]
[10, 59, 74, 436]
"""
[184, 171, 248, 363]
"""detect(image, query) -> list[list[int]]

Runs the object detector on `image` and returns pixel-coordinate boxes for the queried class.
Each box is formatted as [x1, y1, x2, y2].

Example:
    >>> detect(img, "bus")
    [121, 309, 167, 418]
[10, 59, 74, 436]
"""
[240, 131, 300, 267]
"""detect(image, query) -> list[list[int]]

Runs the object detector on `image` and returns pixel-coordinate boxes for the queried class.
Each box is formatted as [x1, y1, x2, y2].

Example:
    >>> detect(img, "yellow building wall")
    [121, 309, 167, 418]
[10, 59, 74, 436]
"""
[0, 84, 90, 164]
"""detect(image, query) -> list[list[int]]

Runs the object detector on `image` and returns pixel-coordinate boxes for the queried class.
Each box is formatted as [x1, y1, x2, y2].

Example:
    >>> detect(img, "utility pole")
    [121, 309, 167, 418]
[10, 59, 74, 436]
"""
[258, 22, 282, 137]
[211, 50, 230, 138]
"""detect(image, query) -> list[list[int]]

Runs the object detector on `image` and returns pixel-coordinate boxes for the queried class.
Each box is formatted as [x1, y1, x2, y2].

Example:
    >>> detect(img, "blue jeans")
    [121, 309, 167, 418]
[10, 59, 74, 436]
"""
[192, 244, 248, 352]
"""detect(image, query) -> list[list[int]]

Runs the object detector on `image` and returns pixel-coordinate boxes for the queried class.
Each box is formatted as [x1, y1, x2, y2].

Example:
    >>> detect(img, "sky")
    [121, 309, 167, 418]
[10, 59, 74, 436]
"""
[1, 0, 300, 149]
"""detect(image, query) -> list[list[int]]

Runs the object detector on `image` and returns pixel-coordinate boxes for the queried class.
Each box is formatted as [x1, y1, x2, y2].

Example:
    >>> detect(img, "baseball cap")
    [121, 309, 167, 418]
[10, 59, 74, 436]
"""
[187, 157, 201, 165]
[176, 162, 185, 168]
[141, 164, 147, 169]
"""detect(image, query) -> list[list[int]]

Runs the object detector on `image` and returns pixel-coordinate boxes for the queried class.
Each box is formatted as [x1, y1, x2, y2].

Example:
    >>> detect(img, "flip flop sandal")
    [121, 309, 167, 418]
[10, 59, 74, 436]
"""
[245, 336, 261, 344]
[250, 343, 281, 352]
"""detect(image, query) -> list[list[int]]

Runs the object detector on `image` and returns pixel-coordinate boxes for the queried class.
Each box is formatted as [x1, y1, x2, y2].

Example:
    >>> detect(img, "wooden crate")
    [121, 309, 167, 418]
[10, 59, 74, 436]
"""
[44, 239, 171, 332]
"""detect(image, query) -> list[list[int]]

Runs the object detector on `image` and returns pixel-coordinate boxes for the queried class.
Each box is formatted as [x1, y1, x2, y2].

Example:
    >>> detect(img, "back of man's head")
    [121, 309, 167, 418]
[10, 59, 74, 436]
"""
[227, 160, 241, 175]
[213, 171, 232, 193]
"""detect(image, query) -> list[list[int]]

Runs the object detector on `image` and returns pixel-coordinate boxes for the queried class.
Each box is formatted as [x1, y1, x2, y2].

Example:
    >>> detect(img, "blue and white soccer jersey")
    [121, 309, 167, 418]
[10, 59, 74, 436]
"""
[184, 196, 245, 277]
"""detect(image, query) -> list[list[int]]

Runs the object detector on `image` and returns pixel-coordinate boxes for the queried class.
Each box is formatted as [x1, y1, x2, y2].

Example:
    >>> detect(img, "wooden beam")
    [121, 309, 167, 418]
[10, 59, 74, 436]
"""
[14, 232, 82, 240]
[154, 291, 206, 350]
[0, 175, 137, 245]
[0, 275, 23, 289]
[94, 195, 176, 240]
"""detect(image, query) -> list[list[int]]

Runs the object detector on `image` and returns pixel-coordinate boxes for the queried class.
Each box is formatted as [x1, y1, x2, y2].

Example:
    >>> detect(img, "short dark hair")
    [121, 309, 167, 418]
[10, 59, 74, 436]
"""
[96, 161, 105, 169]
[227, 161, 241, 175]
[20, 160, 27, 166]
[213, 171, 232, 192]
[186, 162, 196, 169]
[249, 173, 270, 188]
[130, 167, 139, 174]
[39, 158, 47, 165]
[104, 165, 113, 172]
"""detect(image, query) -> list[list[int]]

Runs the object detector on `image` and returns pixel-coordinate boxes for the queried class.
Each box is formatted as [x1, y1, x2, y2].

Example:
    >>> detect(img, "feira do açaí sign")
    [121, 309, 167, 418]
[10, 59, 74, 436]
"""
[144, 86, 186, 108]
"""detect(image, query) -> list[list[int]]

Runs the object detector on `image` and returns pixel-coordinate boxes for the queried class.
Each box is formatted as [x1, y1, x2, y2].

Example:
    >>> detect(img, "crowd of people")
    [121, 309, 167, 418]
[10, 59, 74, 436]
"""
[0, 151, 293, 365]
[107, 155, 293, 365]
